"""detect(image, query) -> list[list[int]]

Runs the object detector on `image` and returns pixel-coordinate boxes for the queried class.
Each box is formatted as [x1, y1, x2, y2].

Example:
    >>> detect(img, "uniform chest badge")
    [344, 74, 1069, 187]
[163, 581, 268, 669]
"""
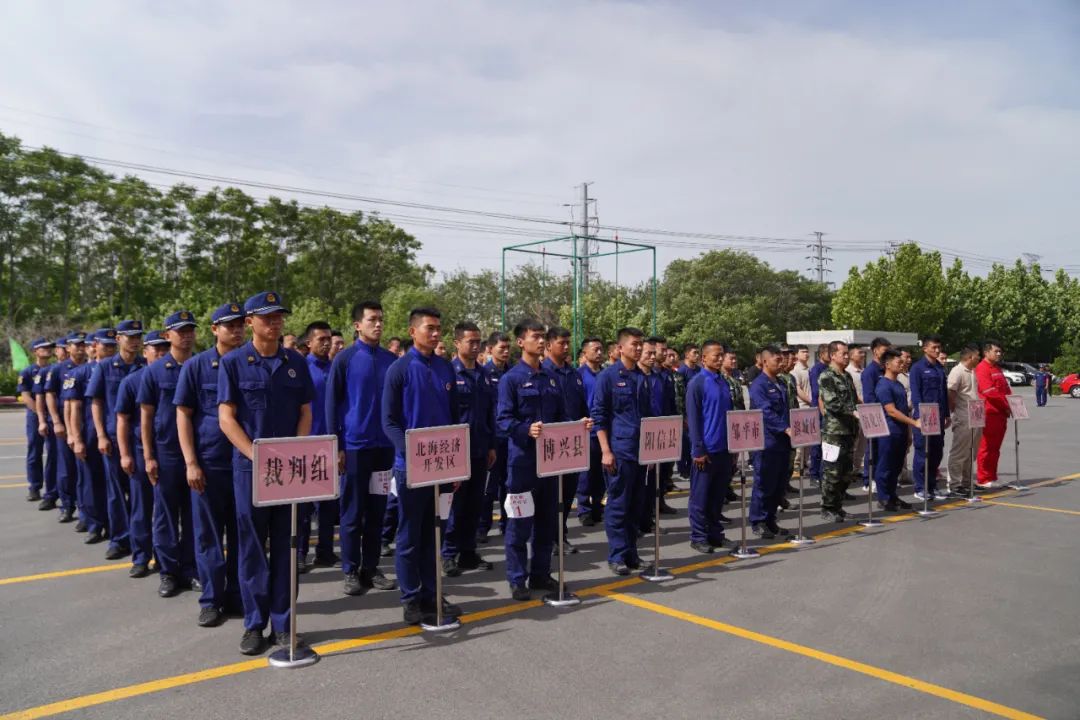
[616, 381, 627, 387]
[211, 361, 218, 368]
[165, 362, 173, 369]
[456, 380, 466, 385]
[445, 382, 451, 391]
[523, 382, 533, 388]
[247, 356, 255, 363]
[577, 378, 582, 385]
[550, 379, 556, 387]
[288, 368, 297, 378]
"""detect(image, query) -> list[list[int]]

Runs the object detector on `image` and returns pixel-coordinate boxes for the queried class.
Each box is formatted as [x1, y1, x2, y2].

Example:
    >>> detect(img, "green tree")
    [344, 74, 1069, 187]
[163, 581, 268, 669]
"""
[832, 243, 948, 335]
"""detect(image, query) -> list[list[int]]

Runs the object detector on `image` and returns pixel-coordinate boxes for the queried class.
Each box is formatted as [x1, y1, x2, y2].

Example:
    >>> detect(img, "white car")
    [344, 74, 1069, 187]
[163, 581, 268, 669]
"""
[1001, 368, 1026, 386]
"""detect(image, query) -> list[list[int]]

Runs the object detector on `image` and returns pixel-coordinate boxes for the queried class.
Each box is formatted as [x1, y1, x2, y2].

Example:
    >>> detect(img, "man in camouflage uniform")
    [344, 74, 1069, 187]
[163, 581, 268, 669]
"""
[818, 340, 859, 523]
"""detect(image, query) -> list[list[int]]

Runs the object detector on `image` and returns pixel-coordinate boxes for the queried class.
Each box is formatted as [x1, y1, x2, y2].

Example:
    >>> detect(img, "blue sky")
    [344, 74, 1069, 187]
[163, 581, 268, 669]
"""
[2, 1, 1077, 286]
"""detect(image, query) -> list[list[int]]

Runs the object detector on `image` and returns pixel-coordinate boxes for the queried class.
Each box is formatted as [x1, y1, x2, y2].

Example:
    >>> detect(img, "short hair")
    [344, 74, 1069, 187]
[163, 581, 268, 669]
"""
[454, 321, 481, 340]
[487, 331, 509, 347]
[546, 326, 571, 342]
[779, 344, 793, 353]
[330, 330, 343, 338]
[682, 343, 699, 356]
[303, 321, 331, 338]
[616, 326, 644, 343]
[827, 340, 848, 357]
[794, 344, 808, 352]
[760, 344, 782, 358]
[816, 343, 830, 358]
[981, 338, 1002, 352]
[606, 340, 618, 350]
[899, 348, 912, 356]
[352, 301, 383, 322]
[700, 339, 722, 353]
[646, 335, 667, 345]
[870, 337, 891, 351]
[408, 307, 441, 326]
[922, 334, 943, 346]
[881, 348, 902, 363]
[580, 336, 603, 353]
[723, 345, 739, 356]
[513, 318, 546, 339]
[959, 343, 980, 359]
[387, 336, 402, 346]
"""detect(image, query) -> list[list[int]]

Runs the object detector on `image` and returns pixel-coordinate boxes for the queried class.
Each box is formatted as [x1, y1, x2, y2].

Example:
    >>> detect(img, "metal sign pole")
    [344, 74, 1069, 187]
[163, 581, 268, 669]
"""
[421, 484, 460, 632]
[544, 474, 581, 606]
[790, 459, 813, 546]
[917, 439, 939, 518]
[1006, 420, 1023, 492]
[731, 453, 758, 559]
[268, 502, 318, 668]
[966, 428, 981, 504]
[860, 440, 883, 527]
[642, 463, 674, 580]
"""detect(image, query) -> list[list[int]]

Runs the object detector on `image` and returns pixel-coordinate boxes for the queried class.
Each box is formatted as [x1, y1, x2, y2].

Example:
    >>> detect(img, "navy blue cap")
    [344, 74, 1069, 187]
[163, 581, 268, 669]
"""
[65, 331, 88, 345]
[116, 319, 144, 336]
[54, 335, 68, 346]
[93, 328, 118, 345]
[244, 291, 290, 316]
[212, 302, 245, 324]
[163, 310, 197, 331]
[143, 330, 169, 346]
[31, 337, 54, 350]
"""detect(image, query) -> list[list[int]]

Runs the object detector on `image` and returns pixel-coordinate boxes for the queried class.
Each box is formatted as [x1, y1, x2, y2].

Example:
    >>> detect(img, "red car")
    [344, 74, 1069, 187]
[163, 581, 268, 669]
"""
[1062, 374, 1080, 398]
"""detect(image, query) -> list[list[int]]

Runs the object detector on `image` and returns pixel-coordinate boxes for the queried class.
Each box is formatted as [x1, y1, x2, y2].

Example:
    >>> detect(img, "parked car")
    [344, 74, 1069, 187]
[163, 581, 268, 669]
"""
[1061, 374, 1080, 398]
[1000, 362, 1033, 386]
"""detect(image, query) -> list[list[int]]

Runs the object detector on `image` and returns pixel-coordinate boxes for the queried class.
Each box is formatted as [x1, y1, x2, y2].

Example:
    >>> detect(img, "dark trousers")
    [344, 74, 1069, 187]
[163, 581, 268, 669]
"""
[478, 440, 508, 536]
[76, 444, 107, 533]
[875, 433, 907, 503]
[25, 411, 44, 492]
[299, 499, 339, 560]
[393, 470, 438, 605]
[912, 430, 944, 494]
[443, 459, 487, 559]
[42, 425, 58, 500]
[504, 469, 556, 585]
[152, 451, 195, 580]
[808, 444, 823, 481]
[1035, 383, 1048, 406]
[382, 491, 398, 545]
[603, 459, 645, 565]
[340, 448, 392, 574]
[575, 436, 605, 520]
[689, 451, 732, 545]
[234, 469, 292, 633]
[129, 451, 154, 566]
[749, 449, 788, 524]
[102, 441, 130, 551]
[192, 466, 240, 611]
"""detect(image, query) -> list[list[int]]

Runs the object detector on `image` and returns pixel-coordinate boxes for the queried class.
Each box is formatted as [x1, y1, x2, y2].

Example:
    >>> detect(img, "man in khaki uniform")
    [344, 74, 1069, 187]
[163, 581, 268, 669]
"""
[947, 344, 982, 493]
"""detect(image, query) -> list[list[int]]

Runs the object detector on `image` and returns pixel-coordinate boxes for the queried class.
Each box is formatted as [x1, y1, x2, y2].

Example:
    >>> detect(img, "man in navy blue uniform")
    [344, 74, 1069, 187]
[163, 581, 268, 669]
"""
[56, 332, 90, 529]
[175, 303, 246, 627]
[591, 326, 652, 576]
[44, 333, 83, 523]
[326, 301, 398, 596]
[676, 343, 701, 478]
[685, 340, 733, 554]
[18, 338, 54, 502]
[910, 334, 950, 500]
[297, 321, 339, 572]
[33, 339, 66, 511]
[861, 337, 891, 487]
[88, 320, 145, 560]
[748, 345, 793, 538]
[381, 307, 462, 626]
[117, 331, 170, 578]
[476, 331, 512, 543]
[67, 329, 114, 543]
[442, 321, 496, 577]
[139, 311, 199, 598]
[807, 344, 829, 486]
[575, 336, 605, 526]
[875, 348, 920, 510]
[541, 326, 589, 554]
[638, 336, 678, 534]
[219, 291, 315, 656]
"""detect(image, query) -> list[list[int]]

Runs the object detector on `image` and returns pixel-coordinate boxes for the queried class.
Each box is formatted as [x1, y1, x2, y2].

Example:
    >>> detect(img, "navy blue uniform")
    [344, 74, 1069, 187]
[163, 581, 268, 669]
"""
[44, 359, 78, 513]
[807, 360, 827, 482]
[442, 357, 496, 561]
[575, 363, 605, 522]
[686, 368, 733, 546]
[18, 364, 49, 495]
[910, 356, 949, 495]
[88, 354, 145, 553]
[138, 353, 196, 582]
[542, 357, 588, 532]
[640, 366, 677, 530]
[117, 368, 153, 567]
[381, 347, 459, 606]
[591, 361, 652, 566]
[65, 361, 107, 532]
[477, 360, 511, 539]
[175, 348, 240, 613]
[326, 340, 397, 576]
[874, 377, 910, 503]
[497, 360, 566, 586]
[298, 353, 338, 565]
[676, 363, 701, 476]
[748, 373, 791, 525]
[219, 341, 314, 634]
[861, 359, 885, 480]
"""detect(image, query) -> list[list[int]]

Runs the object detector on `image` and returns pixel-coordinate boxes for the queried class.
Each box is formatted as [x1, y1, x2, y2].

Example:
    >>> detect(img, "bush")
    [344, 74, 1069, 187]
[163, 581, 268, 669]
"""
[0, 368, 18, 396]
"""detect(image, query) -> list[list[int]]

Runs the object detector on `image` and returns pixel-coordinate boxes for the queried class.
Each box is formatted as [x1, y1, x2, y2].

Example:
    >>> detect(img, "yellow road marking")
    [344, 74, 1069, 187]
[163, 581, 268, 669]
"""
[0, 563, 128, 586]
[598, 591, 1044, 720]
[0, 483, 25, 489]
[984, 500, 1080, 517]
[1, 474, 24, 480]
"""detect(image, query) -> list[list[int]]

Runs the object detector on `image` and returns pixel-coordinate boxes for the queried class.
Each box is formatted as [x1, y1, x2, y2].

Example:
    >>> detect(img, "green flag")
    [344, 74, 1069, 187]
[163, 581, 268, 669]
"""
[9, 338, 30, 372]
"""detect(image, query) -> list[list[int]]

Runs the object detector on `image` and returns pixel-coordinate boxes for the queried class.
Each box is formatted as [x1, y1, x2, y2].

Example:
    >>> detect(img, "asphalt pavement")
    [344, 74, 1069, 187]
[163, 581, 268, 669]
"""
[0, 385, 1077, 720]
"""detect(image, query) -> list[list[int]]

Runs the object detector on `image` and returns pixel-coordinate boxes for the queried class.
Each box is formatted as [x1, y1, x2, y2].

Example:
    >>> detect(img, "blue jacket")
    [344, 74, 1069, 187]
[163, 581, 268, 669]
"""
[306, 353, 332, 437]
[643, 367, 677, 418]
[44, 359, 77, 417]
[452, 357, 496, 458]
[578, 364, 600, 407]
[497, 360, 566, 470]
[809, 360, 827, 408]
[17, 364, 47, 420]
[862, 360, 884, 405]
[686, 367, 732, 456]
[116, 368, 146, 452]
[590, 361, 652, 462]
[87, 354, 145, 439]
[173, 347, 231, 469]
[875, 377, 910, 436]
[677, 364, 700, 385]
[909, 357, 949, 421]
[217, 341, 315, 473]
[542, 357, 588, 420]
[381, 347, 459, 472]
[749, 373, 791, 451]
[325, 340, 396, 451]
[63, 361, 97, 444]
[138, 352, 188, 459]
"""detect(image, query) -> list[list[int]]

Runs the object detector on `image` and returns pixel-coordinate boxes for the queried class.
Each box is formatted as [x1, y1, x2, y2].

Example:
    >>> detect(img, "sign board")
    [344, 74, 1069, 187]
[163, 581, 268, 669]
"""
[369, 470, 392, 496]
[252, 434, 339, 507]
[405, 424, 472, 488]
[857, 403, 890, 439]
[789, 407, 821, 448]
[638, 415, 684, 464]
[967, 401, 986, 429]
[726, 410, 766, 453]
[1007, 396, 1029, 421]
[918, 403, 941, 436]
[536, 420, 591, 478]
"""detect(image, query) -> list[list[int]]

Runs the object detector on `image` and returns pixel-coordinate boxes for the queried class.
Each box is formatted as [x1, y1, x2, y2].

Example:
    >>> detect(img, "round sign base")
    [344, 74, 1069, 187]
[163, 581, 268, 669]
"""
[543, 592, 582, 607]
[268, 644, 319, 669]
[1006, 483, 1025, 492]
[421, 618, 461, 633]
[640, 566, 675, 582]
[859, 519, 884, 528]
[966, 496, 983, 504]
[789, 536, 815, 546]
[730, 547, 759, 559]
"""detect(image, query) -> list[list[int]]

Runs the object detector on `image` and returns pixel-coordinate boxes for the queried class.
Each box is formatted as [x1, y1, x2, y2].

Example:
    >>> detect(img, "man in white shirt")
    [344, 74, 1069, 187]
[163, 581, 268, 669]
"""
[946, 344, 982, 493]
[897, 349, 913, 485]
[790, 344, 812, 473]
[846, 346, 868, 489]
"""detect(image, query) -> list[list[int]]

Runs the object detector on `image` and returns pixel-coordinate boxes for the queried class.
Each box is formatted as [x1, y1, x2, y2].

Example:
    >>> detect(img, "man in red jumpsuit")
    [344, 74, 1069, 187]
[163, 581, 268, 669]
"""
[975, 339, 1011, 487]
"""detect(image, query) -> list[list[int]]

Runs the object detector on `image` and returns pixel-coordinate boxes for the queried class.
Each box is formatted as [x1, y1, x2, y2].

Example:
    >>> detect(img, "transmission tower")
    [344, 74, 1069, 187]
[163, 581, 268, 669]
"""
[575, 182, 598, 291]
[807, 230, 832, 285]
